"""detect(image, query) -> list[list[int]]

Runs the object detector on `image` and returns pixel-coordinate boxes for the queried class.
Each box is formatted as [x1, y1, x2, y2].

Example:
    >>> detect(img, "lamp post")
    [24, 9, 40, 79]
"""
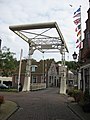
[72, 51, 78, 88]
[18, 49, 23, 92]
[0, 39, 1, 51]
[42, 52, 45, 83]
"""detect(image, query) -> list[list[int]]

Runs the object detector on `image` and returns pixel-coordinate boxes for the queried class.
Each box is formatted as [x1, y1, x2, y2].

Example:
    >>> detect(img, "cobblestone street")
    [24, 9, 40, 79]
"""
[1, 88, 81, 120]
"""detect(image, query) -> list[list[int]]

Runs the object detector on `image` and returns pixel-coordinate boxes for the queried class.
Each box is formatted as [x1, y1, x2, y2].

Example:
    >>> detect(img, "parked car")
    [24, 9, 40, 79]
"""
[0, 84, 9, 89]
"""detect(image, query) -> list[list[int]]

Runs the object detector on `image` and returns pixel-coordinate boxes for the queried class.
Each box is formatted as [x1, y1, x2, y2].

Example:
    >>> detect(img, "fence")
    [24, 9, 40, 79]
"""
[30, 83, 46, 91]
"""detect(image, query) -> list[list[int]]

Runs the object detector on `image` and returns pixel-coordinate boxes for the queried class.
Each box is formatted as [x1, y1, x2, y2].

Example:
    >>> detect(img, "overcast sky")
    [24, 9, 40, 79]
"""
[0, 0, 89, 61]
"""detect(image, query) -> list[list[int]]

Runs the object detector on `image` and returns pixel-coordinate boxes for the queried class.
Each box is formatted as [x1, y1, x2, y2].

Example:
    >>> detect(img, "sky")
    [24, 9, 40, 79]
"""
[0, 0, 89, 62]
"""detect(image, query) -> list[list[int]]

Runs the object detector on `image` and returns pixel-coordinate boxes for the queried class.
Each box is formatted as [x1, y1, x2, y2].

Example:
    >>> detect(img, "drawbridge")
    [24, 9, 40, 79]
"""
[9, 22, 69, 94]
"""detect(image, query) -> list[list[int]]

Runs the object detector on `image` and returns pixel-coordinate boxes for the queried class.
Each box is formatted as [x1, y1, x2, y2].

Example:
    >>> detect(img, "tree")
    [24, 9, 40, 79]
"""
[0, 46, 18, 77]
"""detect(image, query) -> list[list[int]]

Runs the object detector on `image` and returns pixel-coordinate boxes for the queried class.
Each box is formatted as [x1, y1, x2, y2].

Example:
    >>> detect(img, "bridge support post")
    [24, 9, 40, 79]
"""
[22, 43, 32, 91]
[59, 44, 66, 94]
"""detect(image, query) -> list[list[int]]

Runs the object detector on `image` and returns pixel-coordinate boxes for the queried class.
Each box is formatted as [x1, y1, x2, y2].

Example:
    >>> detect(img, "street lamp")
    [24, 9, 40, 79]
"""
[72, 52, 77, 60]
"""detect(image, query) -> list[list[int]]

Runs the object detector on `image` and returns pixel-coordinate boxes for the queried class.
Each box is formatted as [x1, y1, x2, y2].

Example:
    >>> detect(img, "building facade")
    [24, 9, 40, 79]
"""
[12, 58, 75, 92]
[12, 59, 59, 88]
[79, 7, 90, 93]
[48, 61, 59, 87]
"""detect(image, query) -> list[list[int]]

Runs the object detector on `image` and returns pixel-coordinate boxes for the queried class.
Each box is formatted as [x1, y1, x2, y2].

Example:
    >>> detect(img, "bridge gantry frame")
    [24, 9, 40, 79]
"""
[9, 22, 69, 94]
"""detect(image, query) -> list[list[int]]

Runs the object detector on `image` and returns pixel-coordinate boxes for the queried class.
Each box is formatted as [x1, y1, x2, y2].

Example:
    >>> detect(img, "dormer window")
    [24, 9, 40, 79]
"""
[31, 65, 37, 72]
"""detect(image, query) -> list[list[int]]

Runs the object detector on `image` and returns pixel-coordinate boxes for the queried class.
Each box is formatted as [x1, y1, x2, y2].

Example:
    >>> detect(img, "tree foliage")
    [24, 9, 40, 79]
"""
[65, 61, 77, 70]
[0, 46, 18, 77]
[56, 61, 77, 70]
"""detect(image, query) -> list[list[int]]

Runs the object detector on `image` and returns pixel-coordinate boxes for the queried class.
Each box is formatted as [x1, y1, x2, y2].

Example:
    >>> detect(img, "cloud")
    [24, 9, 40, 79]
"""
[0, 0, 89, 61]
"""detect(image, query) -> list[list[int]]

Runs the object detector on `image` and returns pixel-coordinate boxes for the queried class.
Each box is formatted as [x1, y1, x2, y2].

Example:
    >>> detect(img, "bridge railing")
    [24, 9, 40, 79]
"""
[30, 83, 46, 91]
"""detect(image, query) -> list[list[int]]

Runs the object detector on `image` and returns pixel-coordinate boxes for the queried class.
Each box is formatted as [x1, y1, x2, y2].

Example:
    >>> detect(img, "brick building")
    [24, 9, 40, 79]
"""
[12, 59, 59, 88]
[79, 7, 90, 93]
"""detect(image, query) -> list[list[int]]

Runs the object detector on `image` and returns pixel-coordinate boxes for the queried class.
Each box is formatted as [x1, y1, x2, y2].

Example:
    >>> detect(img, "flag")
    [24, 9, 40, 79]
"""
[75, 28, 78, 32]
[74, 7, 80, 15]
[80, 41, 83, 49]
[76, 39, 79, 43]
[78, 36, 81, 40]
[76, 36, 81, 43]
[75, 24, 81, 32]
[77, 30, 81, 37]
[76, 41, 83, 49]
[73, 6, 83, 49]
[77, 24, 81, 29]
[76, 42, 81, 48]
[73, 18, 81, 25]
[73, 13, 81, 18]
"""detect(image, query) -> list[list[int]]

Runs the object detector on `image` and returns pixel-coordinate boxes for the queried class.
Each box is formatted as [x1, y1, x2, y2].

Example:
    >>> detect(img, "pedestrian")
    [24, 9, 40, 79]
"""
[19, 83, 22, 92]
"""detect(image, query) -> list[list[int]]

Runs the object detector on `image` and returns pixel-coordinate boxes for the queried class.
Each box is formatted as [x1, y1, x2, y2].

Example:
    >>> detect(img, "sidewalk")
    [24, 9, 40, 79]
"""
[0, 100, 18, 120]
[67, 98, 90, 120]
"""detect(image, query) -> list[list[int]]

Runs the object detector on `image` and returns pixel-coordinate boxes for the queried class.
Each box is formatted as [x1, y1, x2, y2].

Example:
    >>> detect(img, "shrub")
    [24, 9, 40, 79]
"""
[81, 89, 90, 112]
[67, 89, 83, 102]
[83, 89, 90, 102]
[73, 90, 83, 103]
[67, 89, 74, 97]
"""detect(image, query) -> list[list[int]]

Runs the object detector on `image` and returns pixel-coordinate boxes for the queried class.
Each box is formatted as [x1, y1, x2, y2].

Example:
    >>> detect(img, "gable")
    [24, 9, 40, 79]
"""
[48, 61, 57, 75]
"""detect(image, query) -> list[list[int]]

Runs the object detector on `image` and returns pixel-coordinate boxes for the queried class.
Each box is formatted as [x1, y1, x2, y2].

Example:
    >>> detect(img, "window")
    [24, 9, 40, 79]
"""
[31, 65, 37, 72]
[31, 66, 35, 72]
[49, 76, 51, 83]
[84, 68, 90, 90]
[85, 32, 90, 48]
[32, 76, 37, 83]
[15, 75, 18, 83]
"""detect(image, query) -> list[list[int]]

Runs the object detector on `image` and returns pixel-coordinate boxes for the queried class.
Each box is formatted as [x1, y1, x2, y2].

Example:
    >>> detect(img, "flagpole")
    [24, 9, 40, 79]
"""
[80, 5, 83, 49]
